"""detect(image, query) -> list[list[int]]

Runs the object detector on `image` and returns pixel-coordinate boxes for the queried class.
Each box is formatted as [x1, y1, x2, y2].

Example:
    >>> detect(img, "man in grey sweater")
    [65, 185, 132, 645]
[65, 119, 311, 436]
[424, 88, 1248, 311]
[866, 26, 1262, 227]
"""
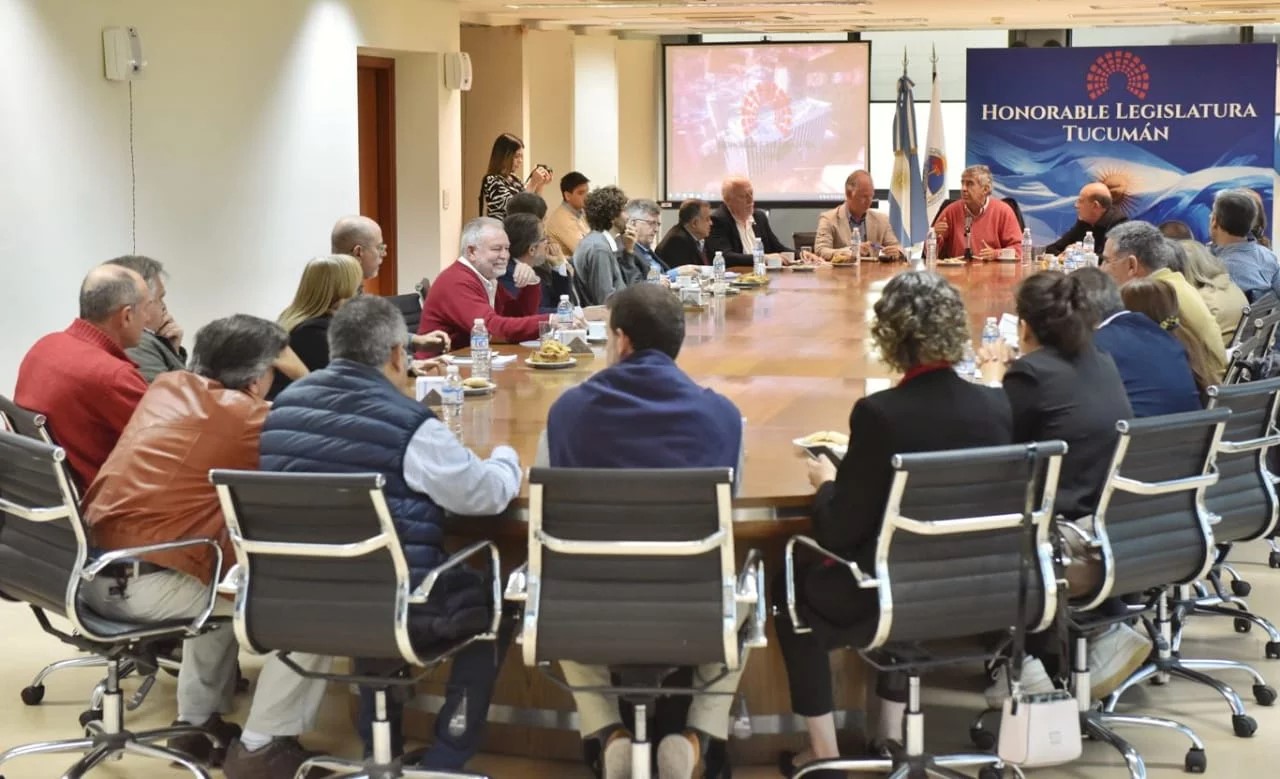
[107, 255, 187, 381]
[573, 185, 632, 306]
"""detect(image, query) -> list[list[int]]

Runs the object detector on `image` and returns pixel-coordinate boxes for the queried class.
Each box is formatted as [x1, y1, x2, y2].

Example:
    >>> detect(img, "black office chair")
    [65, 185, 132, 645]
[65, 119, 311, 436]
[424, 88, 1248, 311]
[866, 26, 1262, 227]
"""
[785, 441, 1067, 779]
[1226, 308, 1280, 386]
[504, 467, 766, 779]
[0, 430, 226, 778]
[792, 231, 818, 254]
[1226, 295, 1278, 352]
[211, 469, 502, 779]
[387, 292, 425, 334]
[1001, 198, 1026, 232]
[930, 199, 955, 227]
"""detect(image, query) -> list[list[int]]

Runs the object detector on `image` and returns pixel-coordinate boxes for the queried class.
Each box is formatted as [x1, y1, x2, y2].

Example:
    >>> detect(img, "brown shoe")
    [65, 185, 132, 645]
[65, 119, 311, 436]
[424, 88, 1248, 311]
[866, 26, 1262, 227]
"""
[223, 737, 331, 779]
[166, 714, 241, 766]
[656, 729, 705, 779]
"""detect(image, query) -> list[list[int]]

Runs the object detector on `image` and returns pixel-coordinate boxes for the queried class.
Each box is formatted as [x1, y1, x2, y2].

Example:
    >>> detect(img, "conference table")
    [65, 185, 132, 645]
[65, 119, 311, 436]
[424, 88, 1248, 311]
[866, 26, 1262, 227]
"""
[404, 260, 1031, 764]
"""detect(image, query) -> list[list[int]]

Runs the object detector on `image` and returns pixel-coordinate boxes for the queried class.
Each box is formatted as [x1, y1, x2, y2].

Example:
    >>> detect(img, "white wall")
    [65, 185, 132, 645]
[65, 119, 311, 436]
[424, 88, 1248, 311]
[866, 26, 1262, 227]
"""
[525, 29, 576, 210]
[573, 35, 620, 187]
[617, 38, 661, 199]
[0, 0, 462, 394]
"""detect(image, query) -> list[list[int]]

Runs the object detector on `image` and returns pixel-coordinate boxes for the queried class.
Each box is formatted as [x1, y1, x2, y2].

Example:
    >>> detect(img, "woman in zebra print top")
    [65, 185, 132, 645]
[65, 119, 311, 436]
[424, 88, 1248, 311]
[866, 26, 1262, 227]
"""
[480, 133, 551, 220]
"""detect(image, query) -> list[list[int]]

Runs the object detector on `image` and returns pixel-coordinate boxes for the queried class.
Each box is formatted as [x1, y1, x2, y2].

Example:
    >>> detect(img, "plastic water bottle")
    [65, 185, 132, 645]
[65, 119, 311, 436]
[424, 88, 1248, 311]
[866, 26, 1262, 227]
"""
[925, 228, 938, 265]
[555, 295, 573, 329]
[956, 342, 977, 380]
[470, 318, 491, 381]
[850, 227, 862, 261]
[441, 365, 464, 437]
[1021, 228, 1034, 265]
[752, 238, 766, 278]
[982, 317, 1000, 348]
[1082, 230, 1095, 256]
[712, 250, 726, 287]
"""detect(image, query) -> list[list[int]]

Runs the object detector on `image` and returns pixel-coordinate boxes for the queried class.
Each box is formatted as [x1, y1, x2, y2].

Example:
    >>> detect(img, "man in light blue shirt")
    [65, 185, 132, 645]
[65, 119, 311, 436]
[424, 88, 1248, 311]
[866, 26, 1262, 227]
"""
[1210, 189, 1280, 302]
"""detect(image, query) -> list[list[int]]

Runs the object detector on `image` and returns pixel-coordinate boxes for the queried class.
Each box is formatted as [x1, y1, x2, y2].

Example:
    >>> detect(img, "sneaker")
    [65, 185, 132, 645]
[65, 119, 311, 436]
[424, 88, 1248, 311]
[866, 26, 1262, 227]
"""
[656, 730, 704, 779]
[1087, 623, 1152, 700]
[602, 727, 633, 779]
[984, 657, 1056, 709]
[167, 714, 241, 766]
[222, 737, 330, 779]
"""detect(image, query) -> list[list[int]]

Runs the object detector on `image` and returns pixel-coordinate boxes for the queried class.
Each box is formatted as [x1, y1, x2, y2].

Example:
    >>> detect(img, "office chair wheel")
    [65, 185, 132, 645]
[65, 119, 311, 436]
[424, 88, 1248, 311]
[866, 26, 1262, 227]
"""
[1254, 684, 1277, 706]
[1230, 579, 1252, 597]
[1235, 617, 1253, 634]
[19, 684, 44, 705]
[1267, 641, 1280, 660]
[1270, 550, 1280, 569]
[1184, 747, 1207, 773]
[78, 709, 102, 728]
[969, 725, 997, 750]
[1232, 714, 1257, 737]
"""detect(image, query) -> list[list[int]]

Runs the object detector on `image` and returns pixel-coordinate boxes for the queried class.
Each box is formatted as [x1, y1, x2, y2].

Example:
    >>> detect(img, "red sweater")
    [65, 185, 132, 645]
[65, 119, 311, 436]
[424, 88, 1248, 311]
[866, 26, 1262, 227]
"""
[14, 319, 148, 491]
[937, 197, 1023, 259]
[417, 260, 546, 356]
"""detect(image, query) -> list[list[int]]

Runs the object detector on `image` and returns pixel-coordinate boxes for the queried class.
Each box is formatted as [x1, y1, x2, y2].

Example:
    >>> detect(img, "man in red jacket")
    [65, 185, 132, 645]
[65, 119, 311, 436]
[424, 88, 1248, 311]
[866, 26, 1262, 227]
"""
[14, 264, 151, 491]
[417, 216, 548, 354]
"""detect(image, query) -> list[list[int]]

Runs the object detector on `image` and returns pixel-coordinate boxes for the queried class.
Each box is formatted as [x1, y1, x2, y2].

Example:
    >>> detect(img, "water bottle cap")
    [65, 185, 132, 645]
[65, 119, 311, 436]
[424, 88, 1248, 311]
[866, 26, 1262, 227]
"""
[446, 365, 459, 374]
[473, 318, 484, 325]
[559, 295, 569, 301]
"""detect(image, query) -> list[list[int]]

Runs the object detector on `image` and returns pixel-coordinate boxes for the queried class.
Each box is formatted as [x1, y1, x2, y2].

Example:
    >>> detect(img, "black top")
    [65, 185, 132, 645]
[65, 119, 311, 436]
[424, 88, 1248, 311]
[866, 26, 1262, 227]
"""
[655, 224, 707, 268]
[1003, 344, 1133, 520]
[803, 368, 1014, 630]
[266, 315, 333, 400]
[536, 266, 580, 312]
[1045, 209, 1128, 256]
[705, 206, 792, 268]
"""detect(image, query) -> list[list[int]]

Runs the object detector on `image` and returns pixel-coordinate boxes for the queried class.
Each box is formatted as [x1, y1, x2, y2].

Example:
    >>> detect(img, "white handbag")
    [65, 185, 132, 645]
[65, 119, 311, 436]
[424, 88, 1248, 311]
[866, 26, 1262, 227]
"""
[996, 458, 1082, 768]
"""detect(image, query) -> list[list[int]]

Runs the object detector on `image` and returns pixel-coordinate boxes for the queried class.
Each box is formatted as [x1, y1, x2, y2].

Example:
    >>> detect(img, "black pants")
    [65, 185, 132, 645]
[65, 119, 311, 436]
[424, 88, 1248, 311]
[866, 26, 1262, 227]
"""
[771, 569, 902, 717]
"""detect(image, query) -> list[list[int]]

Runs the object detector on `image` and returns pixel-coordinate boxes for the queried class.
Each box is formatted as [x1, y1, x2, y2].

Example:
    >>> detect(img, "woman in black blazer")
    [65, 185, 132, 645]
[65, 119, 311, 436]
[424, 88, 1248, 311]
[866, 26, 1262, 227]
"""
[777, 272, 1014, 777]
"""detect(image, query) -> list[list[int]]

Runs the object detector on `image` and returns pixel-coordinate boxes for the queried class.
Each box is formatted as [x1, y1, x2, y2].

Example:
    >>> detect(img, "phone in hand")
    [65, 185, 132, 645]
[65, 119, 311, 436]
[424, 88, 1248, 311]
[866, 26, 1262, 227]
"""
[806, 445, 844, 466]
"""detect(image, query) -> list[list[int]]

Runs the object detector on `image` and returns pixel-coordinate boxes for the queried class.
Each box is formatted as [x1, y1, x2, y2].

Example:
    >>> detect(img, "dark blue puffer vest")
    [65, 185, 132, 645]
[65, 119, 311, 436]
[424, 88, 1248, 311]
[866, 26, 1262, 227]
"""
[260, 359, 444, 585]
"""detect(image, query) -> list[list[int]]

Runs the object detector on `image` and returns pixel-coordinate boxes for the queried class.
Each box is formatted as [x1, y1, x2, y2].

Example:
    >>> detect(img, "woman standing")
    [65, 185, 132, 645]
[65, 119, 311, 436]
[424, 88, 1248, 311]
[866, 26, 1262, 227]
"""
[480, 133, 551, 220]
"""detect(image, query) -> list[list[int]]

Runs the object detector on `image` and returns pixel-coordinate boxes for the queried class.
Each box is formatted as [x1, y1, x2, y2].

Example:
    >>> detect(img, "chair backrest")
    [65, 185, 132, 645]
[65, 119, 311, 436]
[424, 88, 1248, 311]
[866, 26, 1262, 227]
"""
[1205, 378, 1280, 543]
[868, 441, 1066, 649]
[1226, 295, 1277, 350]
[792, 231, 817, 253]
[523, 467, 738, 669]
[1225, 328, 1269, 386]
[386, 293, 423, 334]
[0, 394, 53, 443]
[0, 430, 85, 616]
[210, 470, 419, 663]
[930, 199, 956, 226]
[1085, 408, 1230, 609]
[1001, 197, 1026, 231]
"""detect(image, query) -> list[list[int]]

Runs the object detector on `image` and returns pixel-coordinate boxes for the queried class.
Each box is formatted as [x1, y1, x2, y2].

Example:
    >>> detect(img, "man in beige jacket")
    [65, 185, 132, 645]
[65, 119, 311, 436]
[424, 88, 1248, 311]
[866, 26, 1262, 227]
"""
[546, 171, 591, 260]
[814, 170, 901, 261]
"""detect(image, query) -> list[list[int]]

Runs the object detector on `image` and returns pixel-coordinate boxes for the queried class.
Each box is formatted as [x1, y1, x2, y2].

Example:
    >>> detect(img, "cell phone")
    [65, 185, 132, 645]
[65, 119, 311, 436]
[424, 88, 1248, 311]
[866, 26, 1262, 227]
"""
[806, 445, 844, 466]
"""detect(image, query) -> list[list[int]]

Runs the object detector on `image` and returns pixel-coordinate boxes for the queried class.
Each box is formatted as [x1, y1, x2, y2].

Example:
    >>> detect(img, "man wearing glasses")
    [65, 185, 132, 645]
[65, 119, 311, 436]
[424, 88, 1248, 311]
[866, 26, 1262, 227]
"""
[331, 215, 387, 280]
[621, 199, 669, 283]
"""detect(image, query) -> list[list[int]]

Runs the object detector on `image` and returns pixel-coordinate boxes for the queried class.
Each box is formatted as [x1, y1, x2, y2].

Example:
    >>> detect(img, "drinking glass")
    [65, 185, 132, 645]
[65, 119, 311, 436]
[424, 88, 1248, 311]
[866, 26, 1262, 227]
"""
[538, 321, 553, 344]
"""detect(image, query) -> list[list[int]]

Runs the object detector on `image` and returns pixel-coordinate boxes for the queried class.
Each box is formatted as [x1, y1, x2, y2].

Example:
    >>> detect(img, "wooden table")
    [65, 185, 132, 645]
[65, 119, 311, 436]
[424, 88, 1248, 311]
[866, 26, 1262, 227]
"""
[405, 261, 1031, 763]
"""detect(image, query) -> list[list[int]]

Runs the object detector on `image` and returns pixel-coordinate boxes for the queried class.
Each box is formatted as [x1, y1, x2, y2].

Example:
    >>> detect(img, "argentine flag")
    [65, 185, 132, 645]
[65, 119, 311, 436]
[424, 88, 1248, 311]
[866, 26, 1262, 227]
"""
[924, 71, 947, 225]
[889, 73, 928, 251]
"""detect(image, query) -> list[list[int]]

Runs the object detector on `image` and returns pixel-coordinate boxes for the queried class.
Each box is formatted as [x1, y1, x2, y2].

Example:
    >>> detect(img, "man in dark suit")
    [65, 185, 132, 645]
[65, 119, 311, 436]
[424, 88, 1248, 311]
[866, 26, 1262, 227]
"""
[1046, 182, 1127, 255]
[705, 176, 792, 268]
[655, 199, 712, 268]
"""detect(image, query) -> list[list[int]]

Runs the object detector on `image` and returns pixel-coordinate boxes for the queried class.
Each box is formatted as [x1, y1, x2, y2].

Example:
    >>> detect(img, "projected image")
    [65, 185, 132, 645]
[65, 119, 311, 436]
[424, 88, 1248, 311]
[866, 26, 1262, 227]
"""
[665, 42, 870, 203]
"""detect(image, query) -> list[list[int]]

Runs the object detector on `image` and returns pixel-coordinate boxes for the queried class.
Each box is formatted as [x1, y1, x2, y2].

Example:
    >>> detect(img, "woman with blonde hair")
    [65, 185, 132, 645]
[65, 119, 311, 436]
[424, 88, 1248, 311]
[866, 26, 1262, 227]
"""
[268, 254, 364, 398]
[1179, 239, 1248, 347]
[1122, 278, 1218, 399]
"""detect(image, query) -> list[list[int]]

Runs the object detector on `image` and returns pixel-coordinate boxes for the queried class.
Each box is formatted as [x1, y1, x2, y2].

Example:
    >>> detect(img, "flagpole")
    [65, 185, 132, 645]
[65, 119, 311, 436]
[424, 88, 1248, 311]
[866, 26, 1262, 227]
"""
[931, 44, 938, 80]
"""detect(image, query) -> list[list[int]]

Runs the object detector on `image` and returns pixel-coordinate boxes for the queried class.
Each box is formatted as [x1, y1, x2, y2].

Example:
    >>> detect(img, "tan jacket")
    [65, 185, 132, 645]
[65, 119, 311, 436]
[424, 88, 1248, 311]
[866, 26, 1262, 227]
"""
[82, 372, 268, 584]
[814, 204, 900, 260]
[1150, 268, 1228, 380]
[546, 202, 589, 262]
[1196, 272, 1248, 348]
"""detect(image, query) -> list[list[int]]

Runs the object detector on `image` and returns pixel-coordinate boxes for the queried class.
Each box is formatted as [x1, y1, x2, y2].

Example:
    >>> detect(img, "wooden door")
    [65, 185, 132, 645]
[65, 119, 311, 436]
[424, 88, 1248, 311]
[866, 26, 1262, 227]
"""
[357, 55, 397, 295]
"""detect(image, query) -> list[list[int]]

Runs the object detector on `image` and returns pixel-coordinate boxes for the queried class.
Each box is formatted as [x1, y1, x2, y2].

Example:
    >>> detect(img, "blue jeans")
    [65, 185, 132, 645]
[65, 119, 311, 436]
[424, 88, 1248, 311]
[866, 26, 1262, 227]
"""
[358, 611, 514, 769]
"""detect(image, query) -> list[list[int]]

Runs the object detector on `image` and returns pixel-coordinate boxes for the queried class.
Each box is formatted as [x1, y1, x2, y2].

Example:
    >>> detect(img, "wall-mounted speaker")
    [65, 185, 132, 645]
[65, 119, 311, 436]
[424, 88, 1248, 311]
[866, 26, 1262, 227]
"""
[444, 52, 472, 91]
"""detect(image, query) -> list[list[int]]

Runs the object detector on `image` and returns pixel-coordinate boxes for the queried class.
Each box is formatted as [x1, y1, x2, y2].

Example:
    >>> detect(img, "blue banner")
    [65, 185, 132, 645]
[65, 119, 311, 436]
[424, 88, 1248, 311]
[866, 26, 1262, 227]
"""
[967, 44, 1277, 245]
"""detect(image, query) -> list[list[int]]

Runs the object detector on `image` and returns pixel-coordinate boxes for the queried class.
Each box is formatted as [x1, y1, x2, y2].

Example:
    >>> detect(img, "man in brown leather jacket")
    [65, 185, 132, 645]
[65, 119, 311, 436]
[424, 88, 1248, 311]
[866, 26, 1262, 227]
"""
[80, 314, 289, 766]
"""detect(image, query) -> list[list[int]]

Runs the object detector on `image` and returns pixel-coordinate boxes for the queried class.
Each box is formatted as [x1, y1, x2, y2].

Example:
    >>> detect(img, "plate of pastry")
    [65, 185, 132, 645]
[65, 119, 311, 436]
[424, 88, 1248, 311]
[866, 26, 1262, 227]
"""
[525, 340, 577, 369]
[730, 273, 770, 287]
[462, 377, 496, 396]
[787, 263, 817, 272]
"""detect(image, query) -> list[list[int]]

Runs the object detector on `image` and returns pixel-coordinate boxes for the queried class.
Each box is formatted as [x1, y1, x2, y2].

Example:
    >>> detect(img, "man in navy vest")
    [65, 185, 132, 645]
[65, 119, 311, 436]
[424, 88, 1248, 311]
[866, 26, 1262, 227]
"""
[223, 296, 521, 779]
[540, 283, 745, 779]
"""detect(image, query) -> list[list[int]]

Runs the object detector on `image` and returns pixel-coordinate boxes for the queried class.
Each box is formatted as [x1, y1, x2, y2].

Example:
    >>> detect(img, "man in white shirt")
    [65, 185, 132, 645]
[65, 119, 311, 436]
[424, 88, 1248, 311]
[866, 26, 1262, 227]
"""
[705, 176, 793, 268]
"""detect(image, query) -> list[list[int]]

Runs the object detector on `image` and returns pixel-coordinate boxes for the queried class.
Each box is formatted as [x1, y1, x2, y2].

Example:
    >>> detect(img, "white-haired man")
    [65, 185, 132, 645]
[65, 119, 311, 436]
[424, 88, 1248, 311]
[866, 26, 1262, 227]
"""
[705, 176, 793, 268]
[933, 165, 1022, 261]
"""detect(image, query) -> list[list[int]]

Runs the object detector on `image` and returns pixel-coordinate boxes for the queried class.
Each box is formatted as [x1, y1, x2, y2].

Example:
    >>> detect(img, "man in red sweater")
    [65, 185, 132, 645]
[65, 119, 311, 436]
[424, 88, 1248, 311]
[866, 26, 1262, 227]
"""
[417, 216, 548, 354]
[934, 165, 1023, 261]
[14, 264, 151, 491]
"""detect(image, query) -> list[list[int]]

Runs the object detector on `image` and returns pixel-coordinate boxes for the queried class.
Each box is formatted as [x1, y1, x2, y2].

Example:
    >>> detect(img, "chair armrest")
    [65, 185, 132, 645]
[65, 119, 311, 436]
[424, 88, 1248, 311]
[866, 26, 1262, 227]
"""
[504, 562, 529, 603]
[735, 548, 767, 649]
[217, 564, 242, 596]
[408, 540, 503, 640]
[82, 539, 224, 635]
[784, 535, 876, 636]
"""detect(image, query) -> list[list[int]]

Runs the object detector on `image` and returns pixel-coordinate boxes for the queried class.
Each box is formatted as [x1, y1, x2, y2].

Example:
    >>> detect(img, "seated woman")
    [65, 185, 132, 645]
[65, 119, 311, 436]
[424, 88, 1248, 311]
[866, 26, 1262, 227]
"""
[1122, 277, 1219, 400]
[980, 271, 1146, 703]
[775, 272, 1014, 777]
[267, 254, 363, 399]
[1180, 239, 1248, 348]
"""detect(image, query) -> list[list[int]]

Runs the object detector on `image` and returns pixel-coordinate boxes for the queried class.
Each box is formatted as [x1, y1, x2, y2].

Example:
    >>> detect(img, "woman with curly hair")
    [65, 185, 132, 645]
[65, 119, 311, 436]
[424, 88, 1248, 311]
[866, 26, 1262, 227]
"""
[572, 185, 631, 305]
[1121, 278, 1217, 399]
[774, 272, 1014, 778]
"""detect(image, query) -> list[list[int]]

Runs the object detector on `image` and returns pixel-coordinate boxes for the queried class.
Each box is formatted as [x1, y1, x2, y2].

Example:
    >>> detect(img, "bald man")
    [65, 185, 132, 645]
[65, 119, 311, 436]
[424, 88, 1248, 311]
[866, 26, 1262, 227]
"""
[331, 215, 386, 280]
[1046, 182, 1128, 255]
[815, 170, 901, 261]
[705, 176, 793, 268]
[14, 264, 151, 489]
